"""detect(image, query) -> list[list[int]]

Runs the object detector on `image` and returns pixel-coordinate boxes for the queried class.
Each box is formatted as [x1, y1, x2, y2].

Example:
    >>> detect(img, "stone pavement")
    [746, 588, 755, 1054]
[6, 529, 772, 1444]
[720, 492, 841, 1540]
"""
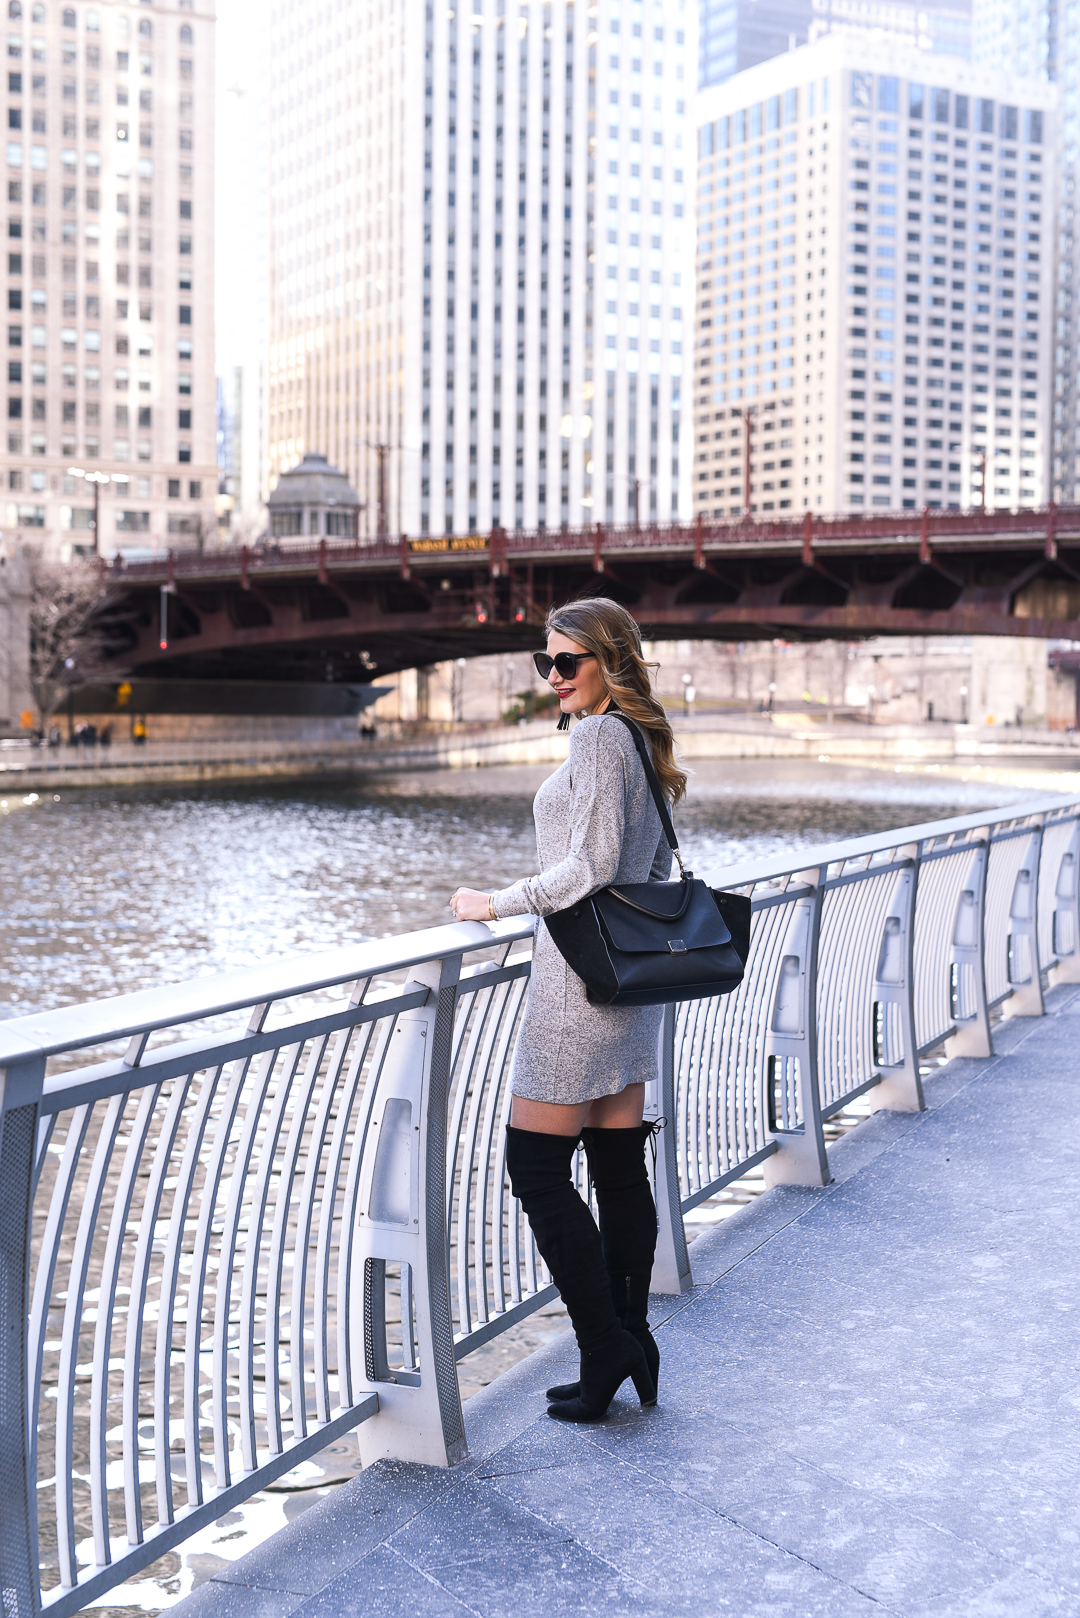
[174, 986, 1080, 1618]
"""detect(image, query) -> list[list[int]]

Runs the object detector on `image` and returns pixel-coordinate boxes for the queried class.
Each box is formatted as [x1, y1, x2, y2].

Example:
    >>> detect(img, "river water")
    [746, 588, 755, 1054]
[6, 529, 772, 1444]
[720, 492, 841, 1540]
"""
[0, 757, 1045, 1021]
[0, 756, 1056, 1613]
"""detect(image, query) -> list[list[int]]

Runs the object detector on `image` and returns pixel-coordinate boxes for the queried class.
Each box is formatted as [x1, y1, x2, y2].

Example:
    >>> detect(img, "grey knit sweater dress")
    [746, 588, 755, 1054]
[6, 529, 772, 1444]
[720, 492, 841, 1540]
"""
[489, 712, 672, 1104]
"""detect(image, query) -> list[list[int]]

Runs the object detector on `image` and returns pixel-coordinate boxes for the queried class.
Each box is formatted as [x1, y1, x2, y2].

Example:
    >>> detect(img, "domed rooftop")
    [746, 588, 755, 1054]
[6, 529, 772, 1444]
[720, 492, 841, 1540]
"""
[268, 452, 360, 511]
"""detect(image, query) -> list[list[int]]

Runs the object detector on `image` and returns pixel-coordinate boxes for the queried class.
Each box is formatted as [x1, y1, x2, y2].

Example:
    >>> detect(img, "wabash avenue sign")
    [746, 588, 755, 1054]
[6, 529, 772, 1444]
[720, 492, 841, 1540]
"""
[408, 536, 489, 553]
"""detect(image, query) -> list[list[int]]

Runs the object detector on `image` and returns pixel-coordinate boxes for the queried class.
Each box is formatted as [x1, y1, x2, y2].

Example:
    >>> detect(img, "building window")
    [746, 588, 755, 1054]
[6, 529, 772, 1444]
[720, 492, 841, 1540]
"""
[116, 509, 150, 531]
[271, 509, 303, 537]
[326, 510, 357, 536]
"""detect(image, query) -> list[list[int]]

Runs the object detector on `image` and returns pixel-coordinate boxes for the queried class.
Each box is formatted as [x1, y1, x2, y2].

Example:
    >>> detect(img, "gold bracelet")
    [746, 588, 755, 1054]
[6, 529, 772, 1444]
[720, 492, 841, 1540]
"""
[487, 894, 497, 921]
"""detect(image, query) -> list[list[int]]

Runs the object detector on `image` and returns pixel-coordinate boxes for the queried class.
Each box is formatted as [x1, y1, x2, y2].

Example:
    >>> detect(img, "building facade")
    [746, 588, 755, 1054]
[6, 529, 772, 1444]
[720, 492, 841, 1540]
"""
[262, 0, 693, 538]
[3, 0, 216, 560]
[266, 450, 360, 540]
[699, 0, 971, 95]
[693, 35, 1056, 517]
[973, 0, 1077, 503]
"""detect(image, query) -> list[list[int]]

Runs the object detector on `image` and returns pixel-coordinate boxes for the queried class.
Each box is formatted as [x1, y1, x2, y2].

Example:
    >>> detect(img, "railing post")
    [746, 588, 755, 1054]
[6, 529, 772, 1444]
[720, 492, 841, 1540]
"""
[1003, 823, 1046, 1019]
[945, 838, 993, 1058]
[1048, 818, 1080, 986]
[646, 1006, 692, 1295]
[762, 872, 830, 1187]
[355, 956, 467, 1469]
[0, 1051, 45, 1616]
[869, 848, 925, 1113]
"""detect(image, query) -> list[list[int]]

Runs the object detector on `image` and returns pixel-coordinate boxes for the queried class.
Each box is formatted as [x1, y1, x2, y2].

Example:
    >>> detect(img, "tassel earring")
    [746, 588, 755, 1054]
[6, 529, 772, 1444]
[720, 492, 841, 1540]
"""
[557, 710, 571, 732]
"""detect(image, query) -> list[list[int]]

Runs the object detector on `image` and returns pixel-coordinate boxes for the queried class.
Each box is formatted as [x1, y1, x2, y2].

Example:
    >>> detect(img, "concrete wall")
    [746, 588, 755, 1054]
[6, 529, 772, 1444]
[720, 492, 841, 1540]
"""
[644, 635, 1072, 730]
[371, 656, 538, 726]
[0, 545, 32, 735]
[370, 634, 1076, 732]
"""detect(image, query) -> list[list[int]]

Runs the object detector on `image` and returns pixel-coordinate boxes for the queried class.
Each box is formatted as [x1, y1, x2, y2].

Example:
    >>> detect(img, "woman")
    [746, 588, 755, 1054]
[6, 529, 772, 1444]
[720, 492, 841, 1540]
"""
[450, 597, 687, 1422]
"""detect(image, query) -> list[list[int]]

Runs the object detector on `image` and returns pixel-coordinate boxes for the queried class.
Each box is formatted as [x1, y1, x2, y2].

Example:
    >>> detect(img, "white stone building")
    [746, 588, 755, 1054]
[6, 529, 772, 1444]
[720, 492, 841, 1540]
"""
[261, 0, 695, 537]
[2, 0, 217, 559]
[692, 34, 1057, 516]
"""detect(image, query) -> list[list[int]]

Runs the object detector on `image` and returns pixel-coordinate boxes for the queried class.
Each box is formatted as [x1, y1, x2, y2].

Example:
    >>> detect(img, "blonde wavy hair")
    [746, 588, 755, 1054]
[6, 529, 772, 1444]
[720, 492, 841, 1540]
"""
[546, 597, 687, 806]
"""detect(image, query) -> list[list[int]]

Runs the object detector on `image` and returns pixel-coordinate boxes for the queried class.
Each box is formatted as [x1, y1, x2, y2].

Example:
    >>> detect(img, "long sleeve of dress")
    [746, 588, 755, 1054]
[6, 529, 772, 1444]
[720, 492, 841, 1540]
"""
[489, 714, 634, 919]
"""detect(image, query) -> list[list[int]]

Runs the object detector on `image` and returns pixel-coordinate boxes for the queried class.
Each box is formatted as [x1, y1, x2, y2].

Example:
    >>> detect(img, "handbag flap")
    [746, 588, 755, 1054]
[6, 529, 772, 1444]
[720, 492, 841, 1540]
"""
[594, 880, 732, 954]
[604, 880, 693, 921]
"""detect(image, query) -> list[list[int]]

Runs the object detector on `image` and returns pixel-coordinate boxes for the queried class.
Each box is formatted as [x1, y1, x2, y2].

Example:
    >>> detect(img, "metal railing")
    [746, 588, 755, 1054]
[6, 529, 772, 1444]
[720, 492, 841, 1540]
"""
[3, 791, 1080, 1615]
[106, 501, 1075, 583]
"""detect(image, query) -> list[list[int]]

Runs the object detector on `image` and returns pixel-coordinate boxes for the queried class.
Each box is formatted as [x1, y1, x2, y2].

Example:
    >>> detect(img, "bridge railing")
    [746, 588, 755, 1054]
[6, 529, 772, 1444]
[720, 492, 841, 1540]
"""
[106, 501, 1072, 581]
[3, 791, 1080, 1615]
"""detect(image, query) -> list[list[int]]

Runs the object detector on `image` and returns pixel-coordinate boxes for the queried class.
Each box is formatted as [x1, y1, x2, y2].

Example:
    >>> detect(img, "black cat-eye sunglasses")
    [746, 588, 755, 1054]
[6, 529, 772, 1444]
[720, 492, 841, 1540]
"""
[533, 651, 596, 681]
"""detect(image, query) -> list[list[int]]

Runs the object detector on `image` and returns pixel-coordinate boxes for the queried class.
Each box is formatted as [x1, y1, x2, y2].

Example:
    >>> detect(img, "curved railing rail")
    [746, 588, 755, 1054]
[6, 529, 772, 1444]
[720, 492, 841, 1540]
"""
[3, 791, 1080, 1615]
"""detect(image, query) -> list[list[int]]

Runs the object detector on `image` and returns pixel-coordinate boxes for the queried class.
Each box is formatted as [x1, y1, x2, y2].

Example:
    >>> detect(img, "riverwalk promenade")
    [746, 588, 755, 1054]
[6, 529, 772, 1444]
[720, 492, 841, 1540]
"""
[173, 987, 1080, 1618]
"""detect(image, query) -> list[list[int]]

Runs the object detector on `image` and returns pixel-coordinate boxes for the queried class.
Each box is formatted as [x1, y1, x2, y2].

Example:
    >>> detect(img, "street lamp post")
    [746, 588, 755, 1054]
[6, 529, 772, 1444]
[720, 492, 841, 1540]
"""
[972, 446, 988, 512]
[67, 466, 129, 557]
[734, 405, 757, 517]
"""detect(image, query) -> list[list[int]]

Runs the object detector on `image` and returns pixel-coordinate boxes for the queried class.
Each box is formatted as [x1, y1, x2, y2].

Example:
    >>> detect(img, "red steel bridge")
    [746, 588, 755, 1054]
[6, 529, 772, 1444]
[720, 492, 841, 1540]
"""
[95, 506, 1080, 689]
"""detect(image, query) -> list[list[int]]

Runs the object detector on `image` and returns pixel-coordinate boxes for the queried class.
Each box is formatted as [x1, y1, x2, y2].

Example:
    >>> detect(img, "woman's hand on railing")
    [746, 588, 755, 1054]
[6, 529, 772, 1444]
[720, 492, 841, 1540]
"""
[450, 887, 495, 922]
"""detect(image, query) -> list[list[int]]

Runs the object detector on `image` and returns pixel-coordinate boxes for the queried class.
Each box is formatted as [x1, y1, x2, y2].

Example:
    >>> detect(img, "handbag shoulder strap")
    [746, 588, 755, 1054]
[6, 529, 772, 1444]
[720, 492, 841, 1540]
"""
[604, 710, 687, 880]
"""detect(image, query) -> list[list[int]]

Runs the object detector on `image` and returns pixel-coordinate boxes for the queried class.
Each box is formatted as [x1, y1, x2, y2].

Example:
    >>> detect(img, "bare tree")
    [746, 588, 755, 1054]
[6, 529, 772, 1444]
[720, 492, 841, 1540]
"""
[227, 506, 268, 551]
[28, 557, 110, 728]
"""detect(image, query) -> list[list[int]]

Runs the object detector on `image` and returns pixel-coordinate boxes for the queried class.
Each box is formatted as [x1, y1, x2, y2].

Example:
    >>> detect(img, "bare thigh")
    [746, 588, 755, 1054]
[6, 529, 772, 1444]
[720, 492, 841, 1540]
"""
[510, 1082, 645, 1136]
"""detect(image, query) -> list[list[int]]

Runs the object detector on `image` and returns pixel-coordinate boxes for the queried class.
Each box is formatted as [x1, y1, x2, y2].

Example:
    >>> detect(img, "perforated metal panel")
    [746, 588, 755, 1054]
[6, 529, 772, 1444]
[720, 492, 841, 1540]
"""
[0, 1103, 37, 1618]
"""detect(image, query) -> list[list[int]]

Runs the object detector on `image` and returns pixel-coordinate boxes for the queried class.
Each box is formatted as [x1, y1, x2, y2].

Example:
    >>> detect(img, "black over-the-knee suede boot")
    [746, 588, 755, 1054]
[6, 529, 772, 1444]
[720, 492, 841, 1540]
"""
[505, 1125, 656, 1421]
[546, 1122, 661, 1404]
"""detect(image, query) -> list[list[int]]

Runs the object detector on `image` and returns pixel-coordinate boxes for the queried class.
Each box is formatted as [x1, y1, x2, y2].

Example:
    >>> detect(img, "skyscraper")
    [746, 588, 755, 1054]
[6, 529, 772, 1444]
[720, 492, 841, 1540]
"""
[699, 0, 971, 94]
[3, 0, 217, 559]
[973, 0, 1076, 501]
[263, 0, 692, 538]
[693, 35, 1056, 515]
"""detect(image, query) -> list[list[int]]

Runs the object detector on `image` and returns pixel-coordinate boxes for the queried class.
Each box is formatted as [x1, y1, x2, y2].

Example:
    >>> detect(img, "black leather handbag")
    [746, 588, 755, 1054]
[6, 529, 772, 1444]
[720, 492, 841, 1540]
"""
[544, 713, 751, 1007]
